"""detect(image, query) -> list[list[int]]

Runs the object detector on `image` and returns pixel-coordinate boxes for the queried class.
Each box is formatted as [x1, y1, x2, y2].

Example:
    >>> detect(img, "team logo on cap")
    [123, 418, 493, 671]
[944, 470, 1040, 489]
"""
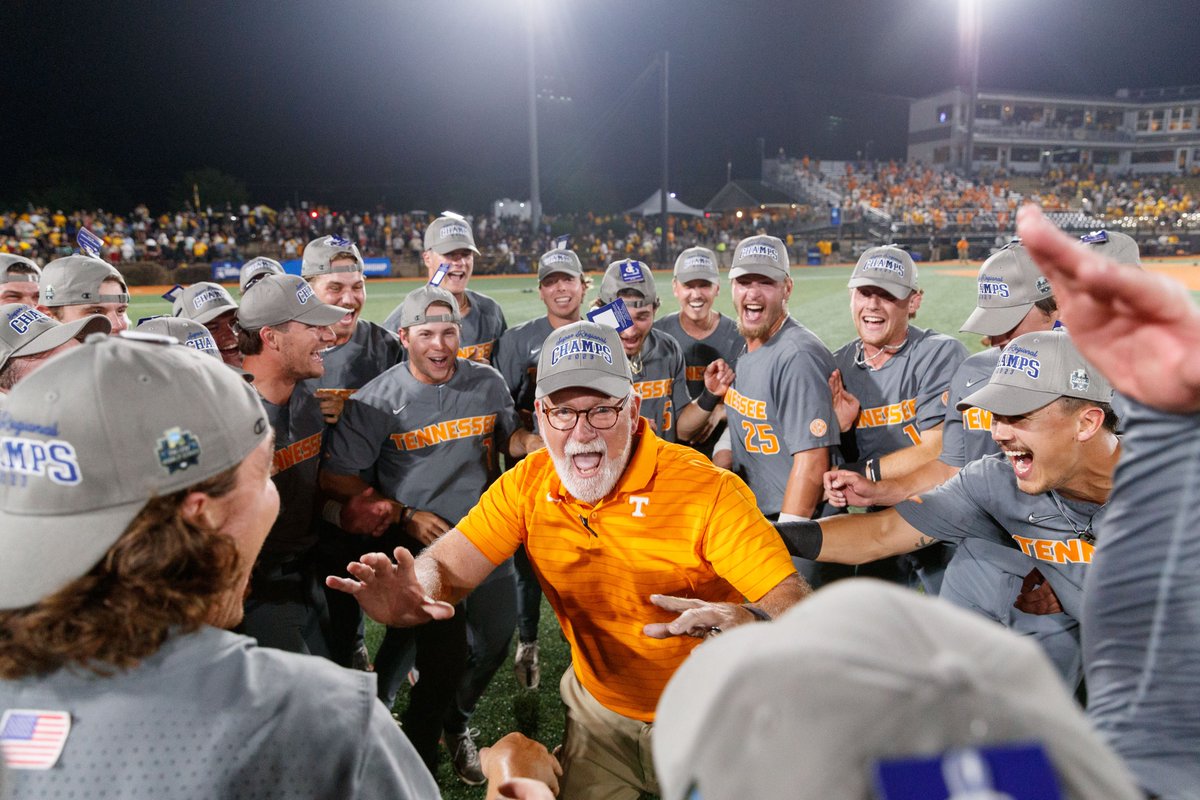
[1080, 230, 1109, 244]
[542, 252, 575, 267]
[157, 427, 201, 474]
[0, 432, 81, 485]
[184, 330, 219, 356]
[7, 306, 48, 335]
[296, 283, 314, 305]
[42, 285, 55, 302]
[739, 243, 779, 262]
[683, 255, 714, 270]
[1069, 369, 1090, 392]
[439, 223, 471, 241]
[191, 288, 225, 310]
[862, 256, 906, 277]
[327, 235, 351, 248]
[1035, 276, 1051, 294]
[549, 332, 614, 366]
[996, 345, 1040, 379]
[619, 261, 646, 284]
[977, 275, 1010, 299]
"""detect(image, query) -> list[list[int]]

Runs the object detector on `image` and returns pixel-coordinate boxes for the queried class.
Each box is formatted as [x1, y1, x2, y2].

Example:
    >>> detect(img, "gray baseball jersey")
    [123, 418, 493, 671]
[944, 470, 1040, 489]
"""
[896, 454, 1106, 621]
[1083, 398, 1200, 798]
[630, 327, 691, 443]
[656, 311, 743, 397]
[725, 317, 840, 517]
[834, 325, 967, 460]
[0, 626, 438, 799]
[385, 288, 507, 364]
[940, 347, 1002, 468]
[306, 319, 401, 395]
[324, 358, 521, 540]
[261, 387, 325, 558]
[493, 315, 554, 413]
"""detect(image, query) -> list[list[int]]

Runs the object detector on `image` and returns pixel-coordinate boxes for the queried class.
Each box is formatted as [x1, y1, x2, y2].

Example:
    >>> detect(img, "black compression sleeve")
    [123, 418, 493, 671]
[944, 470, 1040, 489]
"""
[774, 520, 823, 560]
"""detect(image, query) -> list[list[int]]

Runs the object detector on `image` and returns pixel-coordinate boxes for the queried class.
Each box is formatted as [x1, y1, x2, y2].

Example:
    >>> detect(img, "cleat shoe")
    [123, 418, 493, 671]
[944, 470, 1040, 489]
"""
[514, 639, 540, 690]
[444, 727, 485, 786]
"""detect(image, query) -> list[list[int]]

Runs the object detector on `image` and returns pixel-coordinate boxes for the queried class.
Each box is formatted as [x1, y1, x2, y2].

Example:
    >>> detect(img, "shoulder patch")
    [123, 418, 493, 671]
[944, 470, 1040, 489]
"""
[1, 709, 72, 770]
[809, 418, 828, 437]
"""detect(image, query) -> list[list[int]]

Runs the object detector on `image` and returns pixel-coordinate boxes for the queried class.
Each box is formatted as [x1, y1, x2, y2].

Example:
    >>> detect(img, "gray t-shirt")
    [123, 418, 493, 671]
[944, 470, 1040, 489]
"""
[631, 328, 692, 443]
[324, 359, 521, 530]
[261, 386, 325, 558]
[492, 315, 554, 414]
[0, 626, 438, 800]
[726, 317, 840, 517]
[656, 311, 743, 397]
[940, 347, 1002, 468]
[896, 454, 1106, 621]
[833, 325, 967, 460]
[306, 319, 402, 394]
[1083, 397, 1200, 798]
[385, 289, 507, 364]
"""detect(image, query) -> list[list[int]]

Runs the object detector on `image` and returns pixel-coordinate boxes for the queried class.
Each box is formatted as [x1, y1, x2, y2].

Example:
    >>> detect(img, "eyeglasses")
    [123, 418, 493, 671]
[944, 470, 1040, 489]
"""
[541, 397, 627, 431]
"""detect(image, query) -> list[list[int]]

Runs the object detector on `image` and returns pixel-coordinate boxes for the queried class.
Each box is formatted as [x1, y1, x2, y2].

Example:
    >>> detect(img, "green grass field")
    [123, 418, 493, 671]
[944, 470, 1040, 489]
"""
[127, 261, 1197, 799]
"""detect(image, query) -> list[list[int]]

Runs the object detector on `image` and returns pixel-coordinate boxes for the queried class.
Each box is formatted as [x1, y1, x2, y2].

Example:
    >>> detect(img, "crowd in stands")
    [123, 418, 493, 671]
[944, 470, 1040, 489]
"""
[4, 162, 1198, 272]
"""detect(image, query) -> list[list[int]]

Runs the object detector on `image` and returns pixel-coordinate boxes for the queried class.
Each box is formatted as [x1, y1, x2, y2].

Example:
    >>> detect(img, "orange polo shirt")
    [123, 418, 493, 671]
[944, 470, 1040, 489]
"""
[456, 419, 796, 721]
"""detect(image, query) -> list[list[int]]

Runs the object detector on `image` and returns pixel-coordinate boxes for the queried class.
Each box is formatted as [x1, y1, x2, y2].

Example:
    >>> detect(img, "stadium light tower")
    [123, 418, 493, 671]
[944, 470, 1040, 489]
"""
[526, 0, 542, 232]
[959, 0, 982, 177]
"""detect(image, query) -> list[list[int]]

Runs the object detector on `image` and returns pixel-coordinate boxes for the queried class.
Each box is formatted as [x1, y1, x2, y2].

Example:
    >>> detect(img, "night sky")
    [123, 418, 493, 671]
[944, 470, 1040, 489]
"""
[5, 0, 1198, 212]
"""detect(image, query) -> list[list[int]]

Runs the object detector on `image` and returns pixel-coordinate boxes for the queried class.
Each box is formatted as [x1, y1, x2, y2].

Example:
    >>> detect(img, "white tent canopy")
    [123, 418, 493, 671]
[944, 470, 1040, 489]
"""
[624, 190, 704, 217]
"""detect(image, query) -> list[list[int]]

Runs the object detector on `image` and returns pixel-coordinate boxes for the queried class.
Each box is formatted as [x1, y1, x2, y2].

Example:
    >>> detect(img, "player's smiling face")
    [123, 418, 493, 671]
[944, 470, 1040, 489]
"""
[271, 320, 336, 381]
[538, 387, 641, 504]
[672, 278, 719, 324]
[850, 285, 911, 349]
[539, 272, 585, 324]
[205, 309, 242, 367]
[615, 293, 655, 358]
[401, 305, 460, 385]
[733, 274, 791, 344]
[308, 263, 365, 346]
[424, 248, 474, 297]
[991, 399, 1082, 495]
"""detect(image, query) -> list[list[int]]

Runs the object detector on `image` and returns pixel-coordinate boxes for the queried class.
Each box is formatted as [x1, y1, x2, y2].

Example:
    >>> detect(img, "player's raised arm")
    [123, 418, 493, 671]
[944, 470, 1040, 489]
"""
[1018, 203, 1200, 412]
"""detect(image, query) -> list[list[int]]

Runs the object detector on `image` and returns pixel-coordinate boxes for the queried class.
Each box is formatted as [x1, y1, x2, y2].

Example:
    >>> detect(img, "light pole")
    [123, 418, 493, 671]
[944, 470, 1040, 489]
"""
[960, 0, 982, 177]
[526, 0, 541, 232]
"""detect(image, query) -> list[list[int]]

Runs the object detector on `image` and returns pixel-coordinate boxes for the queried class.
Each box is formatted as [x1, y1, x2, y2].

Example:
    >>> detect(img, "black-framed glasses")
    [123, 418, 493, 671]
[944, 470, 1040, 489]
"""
[541, 397, 628, 431]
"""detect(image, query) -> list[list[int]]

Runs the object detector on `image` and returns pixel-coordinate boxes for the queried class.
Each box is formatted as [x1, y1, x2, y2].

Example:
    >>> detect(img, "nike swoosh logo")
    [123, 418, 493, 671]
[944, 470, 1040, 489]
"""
[392, 404, 408, 415]
[545, 492, 561, 504]
[1027, 513, 1059, 524]
[965, 377, 987, 388]
[530, 347, 541, 357]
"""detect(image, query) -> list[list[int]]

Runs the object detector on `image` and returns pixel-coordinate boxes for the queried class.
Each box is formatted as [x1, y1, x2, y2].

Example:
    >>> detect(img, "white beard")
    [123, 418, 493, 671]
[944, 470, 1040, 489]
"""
[548, 418, 633, 504]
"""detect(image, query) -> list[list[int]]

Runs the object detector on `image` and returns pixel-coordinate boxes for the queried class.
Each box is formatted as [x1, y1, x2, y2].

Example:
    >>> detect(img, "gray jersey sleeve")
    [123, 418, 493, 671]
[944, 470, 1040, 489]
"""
[895, 457, 1007, 547]
[322, 396, 392, 477]
[1082, 397, 1200, 798]
[777, 346, 839, 454]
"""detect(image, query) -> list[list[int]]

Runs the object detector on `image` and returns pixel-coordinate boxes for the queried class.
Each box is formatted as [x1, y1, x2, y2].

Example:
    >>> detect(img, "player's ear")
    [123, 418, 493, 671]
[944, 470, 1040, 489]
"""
[627, 391, 642, 420]
[1075, 404, 1106, 442]
[179, 489, 219, 531]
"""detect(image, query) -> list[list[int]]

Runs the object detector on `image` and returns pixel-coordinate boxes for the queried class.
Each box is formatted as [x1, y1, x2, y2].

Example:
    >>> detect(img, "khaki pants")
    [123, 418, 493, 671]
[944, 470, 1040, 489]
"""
[559, 668, 660, 800]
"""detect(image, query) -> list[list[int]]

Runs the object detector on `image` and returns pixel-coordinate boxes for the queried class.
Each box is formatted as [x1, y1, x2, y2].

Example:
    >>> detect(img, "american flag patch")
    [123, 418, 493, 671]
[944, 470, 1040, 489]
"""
[1, 709, 71, 770]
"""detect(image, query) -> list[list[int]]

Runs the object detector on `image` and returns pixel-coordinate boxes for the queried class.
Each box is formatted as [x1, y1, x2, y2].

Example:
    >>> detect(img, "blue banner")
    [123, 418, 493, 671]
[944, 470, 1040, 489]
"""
[213, 257, 392, 282]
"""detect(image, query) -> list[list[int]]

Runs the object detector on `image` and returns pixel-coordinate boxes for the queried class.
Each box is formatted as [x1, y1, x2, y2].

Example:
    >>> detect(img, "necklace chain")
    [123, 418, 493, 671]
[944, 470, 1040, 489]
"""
[854, 337, 909, 368]
[1048, 492, 1107, 544]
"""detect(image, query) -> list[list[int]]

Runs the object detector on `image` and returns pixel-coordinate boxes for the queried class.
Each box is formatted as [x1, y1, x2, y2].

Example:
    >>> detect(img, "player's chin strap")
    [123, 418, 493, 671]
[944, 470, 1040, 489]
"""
[854, 337, 908, 368]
